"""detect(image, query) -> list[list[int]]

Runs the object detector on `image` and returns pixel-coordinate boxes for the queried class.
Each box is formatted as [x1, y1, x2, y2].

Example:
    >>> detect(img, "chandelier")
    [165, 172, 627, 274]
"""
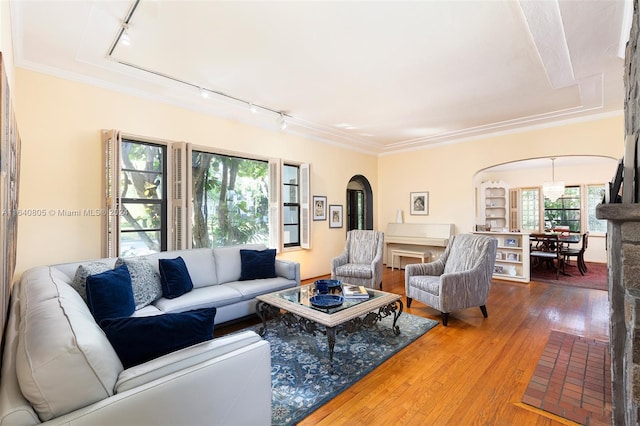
[542, 158, 565, 201]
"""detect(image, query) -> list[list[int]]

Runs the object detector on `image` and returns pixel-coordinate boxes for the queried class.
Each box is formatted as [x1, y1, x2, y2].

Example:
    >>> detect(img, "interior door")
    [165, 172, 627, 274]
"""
[347, 189, 364, 231]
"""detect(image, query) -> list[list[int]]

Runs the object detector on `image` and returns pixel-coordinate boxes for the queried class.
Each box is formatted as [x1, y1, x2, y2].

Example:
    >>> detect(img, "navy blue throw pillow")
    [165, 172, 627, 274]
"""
[158, 256, 194, 299]
[239, 249, 277, 281]
[85, 263, 136, 324]
[101, 307, 216, 369]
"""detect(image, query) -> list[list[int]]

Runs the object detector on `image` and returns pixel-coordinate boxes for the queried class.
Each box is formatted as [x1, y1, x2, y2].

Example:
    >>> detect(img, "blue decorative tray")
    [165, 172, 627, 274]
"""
[309, 294, 344, 309]
[314, 279, 342, 290]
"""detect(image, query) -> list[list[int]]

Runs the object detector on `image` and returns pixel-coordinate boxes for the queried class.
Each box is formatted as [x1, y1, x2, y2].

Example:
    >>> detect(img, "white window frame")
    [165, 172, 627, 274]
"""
[102, 130, 175, 257]
[104, 133, 310, 254]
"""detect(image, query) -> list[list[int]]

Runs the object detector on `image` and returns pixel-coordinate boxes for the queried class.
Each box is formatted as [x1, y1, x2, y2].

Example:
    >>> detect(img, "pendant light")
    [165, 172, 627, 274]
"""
[542, 158, 565, 201]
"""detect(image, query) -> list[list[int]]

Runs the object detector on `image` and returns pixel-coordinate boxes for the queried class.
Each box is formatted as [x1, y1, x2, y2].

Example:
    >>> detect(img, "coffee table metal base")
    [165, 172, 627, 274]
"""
[256, 300, 404, 364]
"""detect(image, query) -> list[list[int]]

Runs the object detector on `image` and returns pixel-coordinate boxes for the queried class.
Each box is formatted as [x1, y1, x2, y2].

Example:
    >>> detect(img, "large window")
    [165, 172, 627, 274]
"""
[544, 186, 580, 232]
[191, 151, 269, 248]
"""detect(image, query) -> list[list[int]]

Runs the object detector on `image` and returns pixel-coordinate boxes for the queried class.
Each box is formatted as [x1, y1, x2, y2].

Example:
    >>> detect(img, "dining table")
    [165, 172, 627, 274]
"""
[529, 232, 581, 277]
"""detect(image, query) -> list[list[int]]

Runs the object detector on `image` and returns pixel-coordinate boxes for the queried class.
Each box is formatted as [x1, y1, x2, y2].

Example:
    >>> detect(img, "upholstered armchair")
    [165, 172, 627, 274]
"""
[405, 233, 498, 326]
[331, 230, 384, 290]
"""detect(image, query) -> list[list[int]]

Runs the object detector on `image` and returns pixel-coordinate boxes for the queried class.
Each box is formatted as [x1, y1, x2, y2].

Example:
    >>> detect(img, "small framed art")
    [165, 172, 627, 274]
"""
[329, 205, 343, 228]
[313, 196, 327, 221]
[410, 192, 429, 215]
[505, 238, 518, 247]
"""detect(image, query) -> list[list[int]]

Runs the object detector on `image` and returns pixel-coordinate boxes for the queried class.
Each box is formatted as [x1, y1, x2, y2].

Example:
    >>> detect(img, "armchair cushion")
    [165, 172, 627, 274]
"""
[335, 264, 373, 279]
[407, 275, 441, 296]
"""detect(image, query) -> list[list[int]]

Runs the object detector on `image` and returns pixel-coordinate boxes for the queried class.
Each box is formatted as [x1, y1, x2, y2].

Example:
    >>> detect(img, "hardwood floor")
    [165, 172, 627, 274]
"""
[218, 267, 610, 425]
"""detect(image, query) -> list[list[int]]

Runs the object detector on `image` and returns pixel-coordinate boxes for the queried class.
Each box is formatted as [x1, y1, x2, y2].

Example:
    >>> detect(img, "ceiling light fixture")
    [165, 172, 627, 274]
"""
[543, 157, 565, 201]
[120, 30, 131, 46]
[278, 113, 288, 130]
[249, 103, 257, 114]
[199, 88, 209, 99]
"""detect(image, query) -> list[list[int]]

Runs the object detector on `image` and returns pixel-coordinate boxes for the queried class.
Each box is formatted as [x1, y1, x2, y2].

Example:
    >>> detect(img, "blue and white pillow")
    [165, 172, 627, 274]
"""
[115, 257, 163, 310]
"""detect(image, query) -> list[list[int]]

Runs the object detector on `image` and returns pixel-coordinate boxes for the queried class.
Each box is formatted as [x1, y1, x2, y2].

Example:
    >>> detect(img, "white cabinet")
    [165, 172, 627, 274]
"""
[474, 231, 530, 283]
[479, 181, 509, 231]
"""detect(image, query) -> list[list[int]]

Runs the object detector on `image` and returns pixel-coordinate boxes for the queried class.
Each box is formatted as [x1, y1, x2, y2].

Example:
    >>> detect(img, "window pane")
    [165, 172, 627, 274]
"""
[283, 205, 299, 225]
[544, 186, 580, 232]
[120, 203, 162, 231]
[283, 185, 299, 203]
[191, 151, 269, 247]
[120, 231, 161, 257]
[120, 171, 163, 199]
[283, 165, 298, 185]
[588, 185, 607, 233]
[521, 189, 539, 231]
[283, 224, 299, 245]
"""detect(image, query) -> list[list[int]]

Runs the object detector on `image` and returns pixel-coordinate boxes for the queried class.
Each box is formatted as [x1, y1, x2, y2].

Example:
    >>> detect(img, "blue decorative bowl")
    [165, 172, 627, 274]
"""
[309, 294, 344, 309]
[315, 279, 342, 291]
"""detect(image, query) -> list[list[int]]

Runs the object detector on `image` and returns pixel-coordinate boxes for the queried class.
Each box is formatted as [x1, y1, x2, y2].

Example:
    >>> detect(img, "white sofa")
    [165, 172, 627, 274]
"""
[0, 244, 300, 425]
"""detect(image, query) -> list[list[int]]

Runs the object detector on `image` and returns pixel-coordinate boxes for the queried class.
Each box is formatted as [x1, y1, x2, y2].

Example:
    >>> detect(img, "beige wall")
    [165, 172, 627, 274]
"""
[378, 116, 624, 263]
[12, 66, 625, 280]
[13, 69, 378, 280]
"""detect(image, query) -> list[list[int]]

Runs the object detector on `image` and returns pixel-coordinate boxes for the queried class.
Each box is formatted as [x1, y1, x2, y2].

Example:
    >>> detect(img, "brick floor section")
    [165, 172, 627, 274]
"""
[522, 330, 611, 425]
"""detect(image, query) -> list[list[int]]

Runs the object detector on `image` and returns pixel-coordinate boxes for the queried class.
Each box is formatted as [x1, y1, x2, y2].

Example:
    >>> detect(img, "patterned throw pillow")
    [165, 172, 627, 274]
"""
[71, 262, 111, 302]
[115, 257, 163, 310]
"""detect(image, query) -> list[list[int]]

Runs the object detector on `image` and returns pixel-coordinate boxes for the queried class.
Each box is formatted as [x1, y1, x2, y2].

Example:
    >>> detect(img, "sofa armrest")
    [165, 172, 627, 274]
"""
[42, 334, 272, 426]
[115, 330, 263, 392]
[275, 259, 300, 284]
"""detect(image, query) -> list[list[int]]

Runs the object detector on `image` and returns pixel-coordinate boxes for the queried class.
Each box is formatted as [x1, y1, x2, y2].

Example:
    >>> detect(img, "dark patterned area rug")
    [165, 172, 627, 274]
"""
[530, 261, 607, 291]
[243, 312, 438, 425]
[522, 330, 611, 425]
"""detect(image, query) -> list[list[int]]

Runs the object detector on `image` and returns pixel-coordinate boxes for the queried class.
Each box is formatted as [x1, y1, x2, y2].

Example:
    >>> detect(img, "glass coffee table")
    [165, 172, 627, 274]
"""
[255, 283, 403, 364]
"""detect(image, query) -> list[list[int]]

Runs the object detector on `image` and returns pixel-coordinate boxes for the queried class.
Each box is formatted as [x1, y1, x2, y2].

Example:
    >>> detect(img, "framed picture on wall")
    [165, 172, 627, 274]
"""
[410, 192, 429, 215]
[313, 195, 327, 221]
[329, 205, 343, 228]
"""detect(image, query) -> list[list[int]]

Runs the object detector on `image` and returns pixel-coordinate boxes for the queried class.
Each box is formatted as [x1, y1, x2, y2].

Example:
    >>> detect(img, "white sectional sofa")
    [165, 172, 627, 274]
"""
[0, 244, 300, 425]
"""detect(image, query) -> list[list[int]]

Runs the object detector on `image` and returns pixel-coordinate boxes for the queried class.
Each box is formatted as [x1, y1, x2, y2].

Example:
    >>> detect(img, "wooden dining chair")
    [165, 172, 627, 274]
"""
[530, 234, 563, 279]
[561, 232, 589, 275]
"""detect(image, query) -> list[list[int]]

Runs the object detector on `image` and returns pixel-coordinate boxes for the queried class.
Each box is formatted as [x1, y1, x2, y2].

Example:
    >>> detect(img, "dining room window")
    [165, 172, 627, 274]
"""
[544, 186, 581, 232]
[520, 188, 540, 232]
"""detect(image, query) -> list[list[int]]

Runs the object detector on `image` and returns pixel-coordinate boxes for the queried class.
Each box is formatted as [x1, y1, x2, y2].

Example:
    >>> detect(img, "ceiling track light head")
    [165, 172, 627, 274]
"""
[278, 113, 288, 130]
[120, 24, 131, 46]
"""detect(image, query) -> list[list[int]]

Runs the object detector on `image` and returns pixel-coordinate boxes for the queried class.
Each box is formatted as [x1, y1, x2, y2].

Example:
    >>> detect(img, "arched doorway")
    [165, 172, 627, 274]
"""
[346, 175, 373, 231]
